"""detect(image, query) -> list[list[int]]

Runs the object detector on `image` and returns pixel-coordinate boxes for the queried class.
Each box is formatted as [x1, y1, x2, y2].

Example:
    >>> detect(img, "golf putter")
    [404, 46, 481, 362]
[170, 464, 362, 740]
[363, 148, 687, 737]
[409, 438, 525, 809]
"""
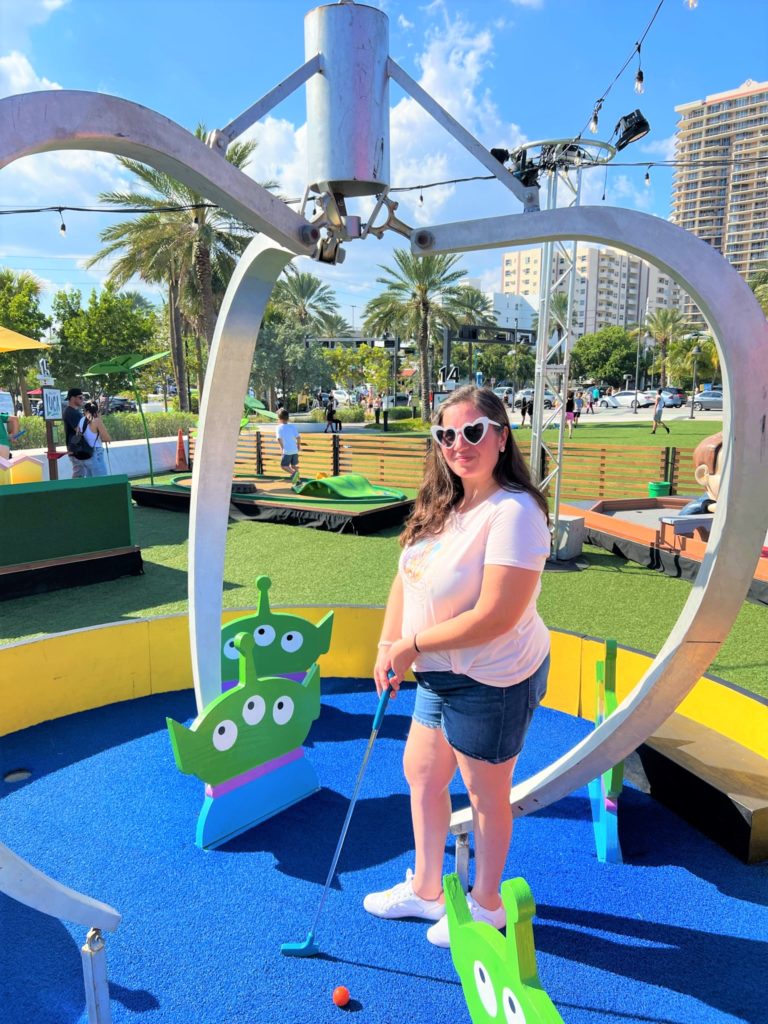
[281, 680, 394, 957]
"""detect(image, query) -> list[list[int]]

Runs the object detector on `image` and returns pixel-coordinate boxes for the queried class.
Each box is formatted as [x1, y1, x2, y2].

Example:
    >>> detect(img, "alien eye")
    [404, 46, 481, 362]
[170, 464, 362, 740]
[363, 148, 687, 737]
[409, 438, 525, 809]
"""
[502, 987, 527, 1023]
[253, 625, 276, 647]
[280, 631, 304, 653]
[222, 638, 239, 662]
[212, 720, 238, 751]
[243, 695, 266, 726]
[273, 696, 294, 725]
[473, 961, 497, 1018]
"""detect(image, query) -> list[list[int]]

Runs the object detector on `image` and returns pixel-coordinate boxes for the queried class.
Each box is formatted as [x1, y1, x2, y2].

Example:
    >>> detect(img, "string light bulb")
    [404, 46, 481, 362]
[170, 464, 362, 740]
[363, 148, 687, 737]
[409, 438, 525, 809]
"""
[635, 68, 644, 94]
[645, 167, 651, 187]
[58, 209, 66, 236]
[589, 109, 599, 135]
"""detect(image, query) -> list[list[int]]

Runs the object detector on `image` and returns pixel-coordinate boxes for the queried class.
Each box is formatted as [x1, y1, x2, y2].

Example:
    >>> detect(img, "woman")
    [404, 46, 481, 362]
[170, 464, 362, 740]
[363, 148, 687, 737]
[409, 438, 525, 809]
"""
[365, 385, 551, 948]
[80, 401, 112, 476]
[565, 390, 575, 439]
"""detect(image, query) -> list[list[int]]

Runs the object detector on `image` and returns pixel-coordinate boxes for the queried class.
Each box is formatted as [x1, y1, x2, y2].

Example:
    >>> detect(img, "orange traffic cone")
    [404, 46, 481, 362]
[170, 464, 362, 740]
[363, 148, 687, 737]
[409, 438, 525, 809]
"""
[175, 428, 189, 472]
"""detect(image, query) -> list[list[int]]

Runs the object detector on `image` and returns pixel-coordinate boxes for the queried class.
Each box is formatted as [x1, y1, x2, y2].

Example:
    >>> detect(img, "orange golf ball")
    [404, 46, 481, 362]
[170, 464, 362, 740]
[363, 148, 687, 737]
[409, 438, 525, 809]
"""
[332, 986, 350, 1008]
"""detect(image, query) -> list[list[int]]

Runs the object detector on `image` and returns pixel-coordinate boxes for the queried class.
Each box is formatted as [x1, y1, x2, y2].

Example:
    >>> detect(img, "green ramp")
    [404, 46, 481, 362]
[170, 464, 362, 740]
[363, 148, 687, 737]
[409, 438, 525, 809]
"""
[296, 473, 407, 502]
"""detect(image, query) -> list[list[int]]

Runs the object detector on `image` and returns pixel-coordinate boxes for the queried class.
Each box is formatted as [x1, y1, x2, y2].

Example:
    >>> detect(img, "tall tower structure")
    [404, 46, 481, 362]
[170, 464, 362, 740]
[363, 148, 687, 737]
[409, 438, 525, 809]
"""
[672, 79, 768, 323]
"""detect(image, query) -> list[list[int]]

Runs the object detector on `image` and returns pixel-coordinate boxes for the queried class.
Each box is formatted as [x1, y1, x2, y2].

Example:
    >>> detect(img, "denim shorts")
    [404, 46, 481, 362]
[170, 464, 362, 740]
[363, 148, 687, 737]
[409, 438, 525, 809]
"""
[413, 654, 550, 764]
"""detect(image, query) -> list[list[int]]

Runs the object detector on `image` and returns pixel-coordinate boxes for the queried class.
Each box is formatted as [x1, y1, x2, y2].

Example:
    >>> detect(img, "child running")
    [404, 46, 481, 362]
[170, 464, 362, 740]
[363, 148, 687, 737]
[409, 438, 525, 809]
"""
[276, 408, 301, 486]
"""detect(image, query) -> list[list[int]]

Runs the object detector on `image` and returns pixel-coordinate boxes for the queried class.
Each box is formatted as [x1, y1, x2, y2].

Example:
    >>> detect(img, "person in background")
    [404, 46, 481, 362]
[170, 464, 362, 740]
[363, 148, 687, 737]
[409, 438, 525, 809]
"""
[651, 389, 670, 435]
[80, 400, 112, 476]
[63, 388, 89, 478]
[365, 385, 550, 949]
[0, 410, 21, 460]
[276, 407, 301, 486]
[574, 390, 583, 426]
[565, 391, 575, 439]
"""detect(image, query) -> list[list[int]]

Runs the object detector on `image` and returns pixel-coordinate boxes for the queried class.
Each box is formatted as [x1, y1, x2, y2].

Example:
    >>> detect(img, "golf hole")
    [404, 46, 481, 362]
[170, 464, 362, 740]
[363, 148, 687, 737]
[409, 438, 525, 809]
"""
[4, 769, 31, 784]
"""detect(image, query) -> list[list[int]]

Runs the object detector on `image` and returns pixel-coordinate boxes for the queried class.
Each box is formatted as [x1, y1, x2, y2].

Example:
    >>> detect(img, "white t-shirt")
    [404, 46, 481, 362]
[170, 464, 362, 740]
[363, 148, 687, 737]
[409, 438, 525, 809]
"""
[276, 422, 299, 455]
[399, 488, 551, 687]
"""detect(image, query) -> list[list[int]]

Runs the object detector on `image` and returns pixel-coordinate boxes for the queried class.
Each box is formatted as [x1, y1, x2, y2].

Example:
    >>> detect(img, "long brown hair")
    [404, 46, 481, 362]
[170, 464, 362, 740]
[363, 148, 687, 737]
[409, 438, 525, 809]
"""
[400, 385, 549, 547]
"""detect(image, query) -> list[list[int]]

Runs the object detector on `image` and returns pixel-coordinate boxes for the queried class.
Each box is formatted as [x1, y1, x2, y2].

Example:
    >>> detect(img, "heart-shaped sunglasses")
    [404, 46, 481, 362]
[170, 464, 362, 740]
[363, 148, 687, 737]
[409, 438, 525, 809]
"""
[430, 416, 505, 449]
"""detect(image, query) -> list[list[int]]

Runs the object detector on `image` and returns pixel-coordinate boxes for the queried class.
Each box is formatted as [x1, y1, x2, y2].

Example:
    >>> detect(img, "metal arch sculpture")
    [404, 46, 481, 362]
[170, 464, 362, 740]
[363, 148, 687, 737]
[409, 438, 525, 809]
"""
[411, 207, 768, 821]
[1, 78, 767, 820]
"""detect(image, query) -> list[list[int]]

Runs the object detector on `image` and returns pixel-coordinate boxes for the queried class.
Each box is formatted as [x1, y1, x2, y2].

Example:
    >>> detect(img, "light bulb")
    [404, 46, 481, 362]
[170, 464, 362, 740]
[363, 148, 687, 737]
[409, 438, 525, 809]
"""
[634, 69, 644, 95]
[644, 170, 651, 187]
[59, 221, 67, 236]
[589, 112, 599, 135]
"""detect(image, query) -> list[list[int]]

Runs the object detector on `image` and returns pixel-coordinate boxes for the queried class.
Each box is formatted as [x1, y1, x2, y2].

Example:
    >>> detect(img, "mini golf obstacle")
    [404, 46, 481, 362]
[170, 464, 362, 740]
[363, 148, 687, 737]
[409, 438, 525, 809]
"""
[587, 640, 624, 865]
[131, 472, 413, 534]
[167, 576, 334, 850]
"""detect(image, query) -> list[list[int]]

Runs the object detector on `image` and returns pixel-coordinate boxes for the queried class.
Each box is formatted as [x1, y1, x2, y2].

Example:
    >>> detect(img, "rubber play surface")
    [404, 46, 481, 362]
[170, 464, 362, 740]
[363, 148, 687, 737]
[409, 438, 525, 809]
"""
[3, 681, 766, 1024]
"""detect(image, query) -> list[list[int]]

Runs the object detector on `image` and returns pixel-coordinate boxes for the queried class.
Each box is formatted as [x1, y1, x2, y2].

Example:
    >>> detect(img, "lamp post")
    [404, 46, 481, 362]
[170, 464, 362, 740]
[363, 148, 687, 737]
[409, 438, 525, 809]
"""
[633, 331, 643, 414]
[688, 343, 702, 419]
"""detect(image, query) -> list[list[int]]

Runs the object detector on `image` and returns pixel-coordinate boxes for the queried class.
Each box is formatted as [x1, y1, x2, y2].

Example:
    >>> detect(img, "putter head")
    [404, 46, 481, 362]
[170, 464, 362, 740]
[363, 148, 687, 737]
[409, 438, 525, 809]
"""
[280, 932, 320, 958]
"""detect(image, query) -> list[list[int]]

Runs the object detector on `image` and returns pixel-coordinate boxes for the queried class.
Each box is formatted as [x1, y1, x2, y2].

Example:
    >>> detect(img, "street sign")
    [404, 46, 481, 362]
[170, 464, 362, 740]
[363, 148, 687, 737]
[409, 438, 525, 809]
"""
[38, 357, 50, 377]
[43, 387, 62, 421]
[37, 374, 55, 386]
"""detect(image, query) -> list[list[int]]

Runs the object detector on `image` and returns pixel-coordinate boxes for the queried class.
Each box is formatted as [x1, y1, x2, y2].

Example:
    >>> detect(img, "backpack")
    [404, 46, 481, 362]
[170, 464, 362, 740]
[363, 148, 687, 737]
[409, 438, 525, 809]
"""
[68, 417, 93, 460]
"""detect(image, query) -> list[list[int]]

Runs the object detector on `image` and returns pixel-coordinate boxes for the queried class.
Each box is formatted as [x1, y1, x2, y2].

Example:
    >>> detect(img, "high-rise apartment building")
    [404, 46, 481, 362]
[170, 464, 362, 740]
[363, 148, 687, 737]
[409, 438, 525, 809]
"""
[672, 79, 768, 321]
[500, 245, 682, 337]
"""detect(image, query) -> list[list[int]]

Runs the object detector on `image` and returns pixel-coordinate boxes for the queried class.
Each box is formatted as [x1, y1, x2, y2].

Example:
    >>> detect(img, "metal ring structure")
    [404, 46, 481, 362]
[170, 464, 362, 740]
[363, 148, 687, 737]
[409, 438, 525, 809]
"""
[413, 207, 768, 821]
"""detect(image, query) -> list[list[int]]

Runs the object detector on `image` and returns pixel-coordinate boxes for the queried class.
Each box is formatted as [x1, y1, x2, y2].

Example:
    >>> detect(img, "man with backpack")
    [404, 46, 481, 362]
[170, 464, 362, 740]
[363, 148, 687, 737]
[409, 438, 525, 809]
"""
[63, 387, 95, 478]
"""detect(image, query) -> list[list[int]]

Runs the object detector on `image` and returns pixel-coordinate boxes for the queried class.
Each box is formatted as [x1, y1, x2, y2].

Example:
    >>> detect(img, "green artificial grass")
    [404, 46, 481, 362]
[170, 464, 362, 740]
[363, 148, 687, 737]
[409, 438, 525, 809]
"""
[2, 505, 765, 700]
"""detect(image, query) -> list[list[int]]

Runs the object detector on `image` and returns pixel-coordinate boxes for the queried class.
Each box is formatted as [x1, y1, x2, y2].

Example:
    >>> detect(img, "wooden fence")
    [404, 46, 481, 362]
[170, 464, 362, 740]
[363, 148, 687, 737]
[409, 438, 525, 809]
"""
[188, 430, 702, 500]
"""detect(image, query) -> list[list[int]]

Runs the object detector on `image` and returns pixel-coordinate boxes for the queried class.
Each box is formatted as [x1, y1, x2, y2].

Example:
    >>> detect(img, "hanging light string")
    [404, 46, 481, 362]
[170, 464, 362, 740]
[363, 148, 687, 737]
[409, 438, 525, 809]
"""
[581, 0, 666, 139]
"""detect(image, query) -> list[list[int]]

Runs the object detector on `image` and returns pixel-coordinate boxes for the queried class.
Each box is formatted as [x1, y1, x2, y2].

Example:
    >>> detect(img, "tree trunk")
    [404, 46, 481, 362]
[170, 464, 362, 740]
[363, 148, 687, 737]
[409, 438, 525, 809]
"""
[419, 305, 431, 418]
[194, 334, 205, 399]
[168, 279, 189, 412]
[16, 356, 31, 416]
[194, 243, 217, 352]
[660, 341, 668, 387]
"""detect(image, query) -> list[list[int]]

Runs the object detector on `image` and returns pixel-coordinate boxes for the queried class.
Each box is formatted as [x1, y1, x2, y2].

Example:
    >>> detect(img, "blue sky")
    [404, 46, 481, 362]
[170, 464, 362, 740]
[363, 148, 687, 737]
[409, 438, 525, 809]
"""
[1, 0, 766, 324]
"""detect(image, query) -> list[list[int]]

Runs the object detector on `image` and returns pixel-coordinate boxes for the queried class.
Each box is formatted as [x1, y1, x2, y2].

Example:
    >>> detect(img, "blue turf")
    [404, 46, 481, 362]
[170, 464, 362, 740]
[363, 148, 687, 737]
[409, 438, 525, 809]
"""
[1, 681, 766, 1024]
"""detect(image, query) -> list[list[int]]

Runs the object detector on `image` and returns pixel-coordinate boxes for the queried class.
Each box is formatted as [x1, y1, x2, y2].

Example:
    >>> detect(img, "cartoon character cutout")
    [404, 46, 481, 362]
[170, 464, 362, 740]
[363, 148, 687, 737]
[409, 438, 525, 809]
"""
[444, 873, 564, 1024]
[220, 575, 333, 688]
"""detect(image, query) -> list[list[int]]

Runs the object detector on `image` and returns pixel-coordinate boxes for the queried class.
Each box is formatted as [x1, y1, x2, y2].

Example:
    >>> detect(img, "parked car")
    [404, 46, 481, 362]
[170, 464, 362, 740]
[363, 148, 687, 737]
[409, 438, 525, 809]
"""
[611, 390, 655, 409]
[493, 386, 515, 403]
[689, 390, 723, 411]
[100, 395, 138, 414]
[597, 394, 619, 408]
[513, 388, 555, 410]
[331, 388, 352, 406]
[660, 386, 687, 407]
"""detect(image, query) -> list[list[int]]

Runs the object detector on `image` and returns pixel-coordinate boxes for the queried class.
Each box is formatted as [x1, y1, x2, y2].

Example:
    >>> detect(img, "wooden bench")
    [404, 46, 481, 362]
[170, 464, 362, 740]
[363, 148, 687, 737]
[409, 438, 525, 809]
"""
[638, 712, 768, 864]
[656, 513, 714, 551]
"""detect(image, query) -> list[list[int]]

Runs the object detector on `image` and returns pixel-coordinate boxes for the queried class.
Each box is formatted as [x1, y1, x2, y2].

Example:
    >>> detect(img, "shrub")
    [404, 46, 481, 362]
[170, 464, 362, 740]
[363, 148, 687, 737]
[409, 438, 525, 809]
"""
[11, 412, 199, 449]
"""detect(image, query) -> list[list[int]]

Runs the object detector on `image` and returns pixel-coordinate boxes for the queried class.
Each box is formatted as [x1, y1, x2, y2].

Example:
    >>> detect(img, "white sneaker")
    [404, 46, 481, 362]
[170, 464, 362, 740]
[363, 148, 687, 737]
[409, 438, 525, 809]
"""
[363, 869, 446, 922]
[426, 891, 506, 948]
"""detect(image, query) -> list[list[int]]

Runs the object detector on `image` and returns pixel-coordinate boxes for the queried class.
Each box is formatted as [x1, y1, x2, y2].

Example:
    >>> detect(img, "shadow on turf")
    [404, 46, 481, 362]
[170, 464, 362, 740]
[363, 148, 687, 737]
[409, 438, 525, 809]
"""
[535, 903, 768, 1024]
[0, 896, 160, 1024]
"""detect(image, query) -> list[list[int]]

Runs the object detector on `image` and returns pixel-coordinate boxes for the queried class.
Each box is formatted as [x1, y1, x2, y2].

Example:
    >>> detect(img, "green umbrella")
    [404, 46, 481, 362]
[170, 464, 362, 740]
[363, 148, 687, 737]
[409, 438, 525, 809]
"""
[86, 352, 170, 485]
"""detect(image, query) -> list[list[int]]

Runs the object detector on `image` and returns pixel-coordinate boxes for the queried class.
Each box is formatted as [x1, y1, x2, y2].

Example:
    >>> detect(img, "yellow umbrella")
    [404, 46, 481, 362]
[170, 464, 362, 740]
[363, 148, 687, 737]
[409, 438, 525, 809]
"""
[0, 326, 51, 353]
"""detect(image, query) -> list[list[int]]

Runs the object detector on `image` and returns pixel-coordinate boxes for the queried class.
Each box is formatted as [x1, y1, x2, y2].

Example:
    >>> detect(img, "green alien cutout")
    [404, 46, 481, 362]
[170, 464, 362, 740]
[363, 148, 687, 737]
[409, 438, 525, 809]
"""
[167, 629, 322, 787]
[444, 873, 564, 1024]
[220, 576, 334, 687]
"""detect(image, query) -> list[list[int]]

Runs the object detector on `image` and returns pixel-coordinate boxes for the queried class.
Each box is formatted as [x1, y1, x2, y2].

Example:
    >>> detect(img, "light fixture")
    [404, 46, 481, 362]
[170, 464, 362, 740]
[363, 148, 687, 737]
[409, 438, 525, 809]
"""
[614, 109, 651, 151]
[645, 167, 651, 187]
[58, 209, 66, 236]
[589, 109, 599, 135]
[634, 44, 644, 94]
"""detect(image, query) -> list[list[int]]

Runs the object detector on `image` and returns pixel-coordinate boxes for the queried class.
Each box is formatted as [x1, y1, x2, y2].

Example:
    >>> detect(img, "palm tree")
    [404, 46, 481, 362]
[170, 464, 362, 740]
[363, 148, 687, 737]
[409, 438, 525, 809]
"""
[451, 285, 497, 381]
[532, 290, 571, 344]
[317, 312, 353, 338]
[363, 249, 467, 414]
[271, 266, 339, 328]
[644, 308, 692, 387]
[748, 262, 768, 317]
[89, 126, 266, 354]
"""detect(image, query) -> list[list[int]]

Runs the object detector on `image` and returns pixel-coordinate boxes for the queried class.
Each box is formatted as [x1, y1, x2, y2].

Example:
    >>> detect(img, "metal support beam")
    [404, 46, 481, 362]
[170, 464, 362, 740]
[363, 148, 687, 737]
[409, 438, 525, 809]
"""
[413, 205, 768, 820]
[387, 59, 540, 212]
[188, 236, 294, 711]
[211, 54, 323, 150]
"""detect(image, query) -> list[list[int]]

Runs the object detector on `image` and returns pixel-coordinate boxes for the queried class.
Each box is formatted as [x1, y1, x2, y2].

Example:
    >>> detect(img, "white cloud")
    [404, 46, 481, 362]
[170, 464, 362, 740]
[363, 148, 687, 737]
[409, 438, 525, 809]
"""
[639, 133, 677, 162]
[508, 0, 543, 8]
[397, 14, 415, 30]
[0, 51, 61, 95]
[1, 0, 69, 50]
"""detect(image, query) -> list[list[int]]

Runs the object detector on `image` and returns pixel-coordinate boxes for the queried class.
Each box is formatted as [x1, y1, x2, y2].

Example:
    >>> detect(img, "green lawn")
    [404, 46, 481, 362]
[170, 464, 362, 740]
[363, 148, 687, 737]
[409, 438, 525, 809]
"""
[3, 500, 765, 700]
